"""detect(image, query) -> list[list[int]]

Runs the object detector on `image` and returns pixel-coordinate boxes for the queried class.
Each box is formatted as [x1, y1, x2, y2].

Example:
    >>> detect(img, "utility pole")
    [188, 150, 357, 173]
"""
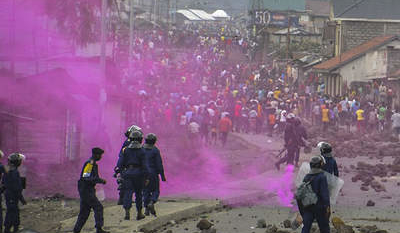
[286, 13, 291, 61]
[129, 0, 134, 65]
[286, 12, 291, 85]
[10, 0, 15, 77]
[100, 0, 107, 84]
[167, 0, 171, 28]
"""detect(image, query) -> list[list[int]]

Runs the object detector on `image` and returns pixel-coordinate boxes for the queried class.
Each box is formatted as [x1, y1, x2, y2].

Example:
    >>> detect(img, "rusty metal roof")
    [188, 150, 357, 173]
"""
[313, 35, 398, 72]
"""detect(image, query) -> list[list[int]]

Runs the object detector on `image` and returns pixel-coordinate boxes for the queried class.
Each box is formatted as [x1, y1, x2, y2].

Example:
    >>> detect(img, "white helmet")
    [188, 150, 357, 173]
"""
[287, 113, 295, 119]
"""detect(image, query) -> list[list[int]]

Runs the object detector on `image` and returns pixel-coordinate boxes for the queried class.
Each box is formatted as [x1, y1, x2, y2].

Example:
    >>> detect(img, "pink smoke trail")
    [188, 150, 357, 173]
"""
[267, 165, 295, 207]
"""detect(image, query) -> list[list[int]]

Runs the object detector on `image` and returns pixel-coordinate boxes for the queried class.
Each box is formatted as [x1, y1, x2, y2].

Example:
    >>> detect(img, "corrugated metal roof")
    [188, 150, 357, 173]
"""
[262, 0, 306, 11]
[306, 0, 330, 16]
[333, 0, 400, 20]
[177, 9, 202, 21]
[314, 35, 397, 72]
[188, 9, 215, 21]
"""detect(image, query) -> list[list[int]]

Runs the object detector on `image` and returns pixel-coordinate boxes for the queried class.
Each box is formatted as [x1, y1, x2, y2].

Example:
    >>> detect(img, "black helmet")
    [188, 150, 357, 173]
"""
[8, 153, 23, 167]
[320, 142, 332, 154]
[129, 130, 143, 142]
[145, 133, 157, 145]
[310, 156, 323, 168]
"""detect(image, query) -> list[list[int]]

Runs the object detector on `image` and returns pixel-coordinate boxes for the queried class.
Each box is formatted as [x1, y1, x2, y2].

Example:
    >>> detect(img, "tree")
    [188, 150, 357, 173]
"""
[45, 0, 103, 47]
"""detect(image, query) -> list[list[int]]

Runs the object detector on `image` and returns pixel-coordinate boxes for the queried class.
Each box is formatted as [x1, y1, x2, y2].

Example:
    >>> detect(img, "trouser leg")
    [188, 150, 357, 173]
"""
[91, 196, 104, 229]
[123, 177, 134, 210]
[301, 211, 314, 233]
[133, 177, 144, 211]
[286, 147, 296, 165]
[315, 210, 330, 233]
[73, 198, 91, 233]
[295, 147, 300, 166]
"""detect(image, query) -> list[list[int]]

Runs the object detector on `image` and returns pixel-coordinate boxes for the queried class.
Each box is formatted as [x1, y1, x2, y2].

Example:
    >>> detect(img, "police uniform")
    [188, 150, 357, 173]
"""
[143, 144, 166, 211]
[299, 172, 330, 233]
[322, 154, 339, 177]
[73, 158, 105, 233]
[116, 142, 148, 214]
[0, 162, 6, 232]
[116, 139, 131, 205]
[3, 167, 25, 233]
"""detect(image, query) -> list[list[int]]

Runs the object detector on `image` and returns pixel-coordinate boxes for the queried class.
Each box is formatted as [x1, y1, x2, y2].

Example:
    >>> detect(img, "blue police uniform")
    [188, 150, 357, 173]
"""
[300, 172, 330, 233]
[0, 163, 6, 232]
[116, 142, 148, 211]
[2, 167, 25, 233]
[73, 159, 105, 233]
[143, 145, 166, 208]
[116, 139, 131, 205]
[119, 139, 131, 157]
[322, 154, 339, 177]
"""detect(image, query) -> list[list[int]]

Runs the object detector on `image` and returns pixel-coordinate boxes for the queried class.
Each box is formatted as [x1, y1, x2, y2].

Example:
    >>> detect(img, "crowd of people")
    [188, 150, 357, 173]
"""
[114, 24, 400, 155]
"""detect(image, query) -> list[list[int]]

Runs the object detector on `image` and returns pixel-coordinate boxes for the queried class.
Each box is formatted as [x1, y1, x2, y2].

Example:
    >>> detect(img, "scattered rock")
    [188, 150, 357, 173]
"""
[366, 200, 375, 206]
[256, 219, 267, 228]
[16, 230, 40, 233]
[201, 228, 216, 233]
[332, 217, 345, 230]
[338, 225, 355, 233]
[276, 230, 291, 233]
[169, 220, 176, 225]
[265, 224, 278, 233]
[196, 220, 212, 230]
[282, 219, 291, 228]
[166, 230, 173, 233]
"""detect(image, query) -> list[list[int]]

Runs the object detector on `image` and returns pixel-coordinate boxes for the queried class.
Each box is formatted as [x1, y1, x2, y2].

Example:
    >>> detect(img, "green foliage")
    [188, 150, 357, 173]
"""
[44, 0, 102, 47]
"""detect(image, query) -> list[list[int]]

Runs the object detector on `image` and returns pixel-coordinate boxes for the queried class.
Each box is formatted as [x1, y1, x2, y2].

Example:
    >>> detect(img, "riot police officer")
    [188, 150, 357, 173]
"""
[73, 148, 109, 233]
[299, 156, 331, 233]
[0, 150, 6, 233]
[143, 133, 166, 216]
[115, 125, 143, 205]
[3, 153, 26, 233]
[116, 131, 149, 220]
[320, 142, 339, 177]
[294, 118, 308, 167]
[275, 113, 299, 170]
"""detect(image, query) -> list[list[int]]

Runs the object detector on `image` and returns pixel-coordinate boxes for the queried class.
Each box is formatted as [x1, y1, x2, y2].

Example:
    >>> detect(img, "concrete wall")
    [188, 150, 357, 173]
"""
[388, 47, 400, 75]
[337, 41, 400, 86]
[340, 20, 400, 53]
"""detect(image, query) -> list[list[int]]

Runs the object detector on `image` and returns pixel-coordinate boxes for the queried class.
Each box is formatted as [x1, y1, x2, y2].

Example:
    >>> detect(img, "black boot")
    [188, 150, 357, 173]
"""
[136, 208, 145, 220]
[144, 207, 150, 216]
[275, 162, 280, 171]
[124, 208, 130, 220]
[96, 227, 110, 233]
[148, 201, 156, 216]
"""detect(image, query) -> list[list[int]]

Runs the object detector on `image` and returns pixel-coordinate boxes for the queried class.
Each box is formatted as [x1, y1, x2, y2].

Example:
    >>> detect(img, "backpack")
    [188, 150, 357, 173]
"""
[295, 176, 318, 207]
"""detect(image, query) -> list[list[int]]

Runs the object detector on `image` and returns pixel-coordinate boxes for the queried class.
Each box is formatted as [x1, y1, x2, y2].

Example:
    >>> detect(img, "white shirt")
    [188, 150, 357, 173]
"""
[392, 113, 400, 128]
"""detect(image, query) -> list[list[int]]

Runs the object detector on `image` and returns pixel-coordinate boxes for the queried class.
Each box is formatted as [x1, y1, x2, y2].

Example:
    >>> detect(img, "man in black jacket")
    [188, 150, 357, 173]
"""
[73, 148, 109, 233]
[3, 153, 26, 233]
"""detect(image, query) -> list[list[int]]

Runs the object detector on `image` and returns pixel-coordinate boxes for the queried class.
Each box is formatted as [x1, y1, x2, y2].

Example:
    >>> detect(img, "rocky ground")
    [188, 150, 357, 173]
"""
[17, 195, 116, 233]
[154, 205, 399, 233]
[15, 125, 400, 233]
